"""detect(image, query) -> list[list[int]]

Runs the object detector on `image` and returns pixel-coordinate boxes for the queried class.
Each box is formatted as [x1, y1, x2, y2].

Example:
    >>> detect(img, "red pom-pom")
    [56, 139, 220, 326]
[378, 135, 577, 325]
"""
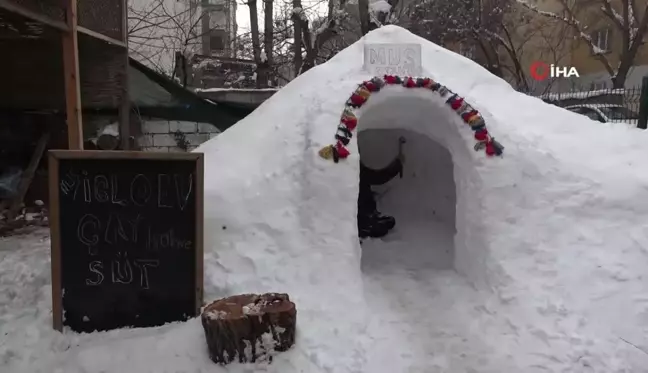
[474, 129, 488, 141]
[451, 97, 464, 110]
[335, 141, 350, 158]
[405, 77, 416, 87]
[363, 81, 376, 91]
[422, 78, 431, 86]
[349, 94, 366, 106]
[485, 141, 496, 156]
[341, 116, 357, 130]
[384, 75, 397, 84]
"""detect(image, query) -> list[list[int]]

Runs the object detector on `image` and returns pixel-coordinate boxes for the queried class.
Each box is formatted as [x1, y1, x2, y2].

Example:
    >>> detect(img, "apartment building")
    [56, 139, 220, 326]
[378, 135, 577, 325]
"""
[442, 0, 648, 93]
[564, 0, 648, 90]
[200, 0, 238, 57]
[129, 0, 237, 75]
[506, 0, 648, 92]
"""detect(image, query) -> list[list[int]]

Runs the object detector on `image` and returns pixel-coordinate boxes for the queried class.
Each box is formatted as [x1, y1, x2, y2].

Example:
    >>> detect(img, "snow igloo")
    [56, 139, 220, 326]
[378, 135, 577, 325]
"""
[196, 25, 648, 371]
[340, 76, 501, 277]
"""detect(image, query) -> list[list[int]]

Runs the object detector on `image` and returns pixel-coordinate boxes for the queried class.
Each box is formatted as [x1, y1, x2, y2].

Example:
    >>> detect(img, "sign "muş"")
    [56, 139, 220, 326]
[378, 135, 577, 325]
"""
[363, 43, 422, 76]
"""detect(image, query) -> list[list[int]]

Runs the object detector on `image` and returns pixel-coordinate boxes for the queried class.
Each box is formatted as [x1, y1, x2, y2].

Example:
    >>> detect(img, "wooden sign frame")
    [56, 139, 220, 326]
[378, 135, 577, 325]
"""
[48, 150, 204, 331]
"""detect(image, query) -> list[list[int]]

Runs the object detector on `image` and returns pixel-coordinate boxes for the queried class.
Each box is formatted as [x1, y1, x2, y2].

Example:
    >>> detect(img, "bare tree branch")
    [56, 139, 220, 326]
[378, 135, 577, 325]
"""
[516, 0, 648, 88]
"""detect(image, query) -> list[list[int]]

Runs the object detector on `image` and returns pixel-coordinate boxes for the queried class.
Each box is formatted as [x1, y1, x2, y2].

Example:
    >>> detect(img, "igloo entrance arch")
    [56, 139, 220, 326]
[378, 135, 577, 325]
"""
[318, 76, 504, 281]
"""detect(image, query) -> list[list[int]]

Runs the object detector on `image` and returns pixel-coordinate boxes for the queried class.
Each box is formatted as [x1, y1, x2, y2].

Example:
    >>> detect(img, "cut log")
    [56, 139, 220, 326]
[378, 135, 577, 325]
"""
[201, 293, 296, 364]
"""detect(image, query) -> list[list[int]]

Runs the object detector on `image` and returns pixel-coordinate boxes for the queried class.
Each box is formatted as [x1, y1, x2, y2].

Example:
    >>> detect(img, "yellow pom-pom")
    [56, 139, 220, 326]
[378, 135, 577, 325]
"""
[469, 116, 485, 128]
[422, 79, 436, 88]
[467, 114, 481, 124]
[342, 108, 356, 118]
[318, 145, 334, 160]
[355, 86, 371, 99]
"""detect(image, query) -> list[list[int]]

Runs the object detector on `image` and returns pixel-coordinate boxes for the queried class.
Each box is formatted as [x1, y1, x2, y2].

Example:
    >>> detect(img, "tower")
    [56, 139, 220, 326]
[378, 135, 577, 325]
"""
[201, 0, 237, 57]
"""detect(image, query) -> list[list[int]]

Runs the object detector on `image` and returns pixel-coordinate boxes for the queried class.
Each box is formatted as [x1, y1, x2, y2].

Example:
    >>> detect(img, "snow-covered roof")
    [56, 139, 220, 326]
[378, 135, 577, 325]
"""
[194, 87, 280, 93]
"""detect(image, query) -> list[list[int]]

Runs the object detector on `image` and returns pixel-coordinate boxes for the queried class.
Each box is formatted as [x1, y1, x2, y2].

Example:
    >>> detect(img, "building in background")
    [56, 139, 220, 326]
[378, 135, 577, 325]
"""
[129, 0, 237, 76]
[201, 0, 238, 57]
[561, 0, 648, 91]
[439, 0, 648, 94]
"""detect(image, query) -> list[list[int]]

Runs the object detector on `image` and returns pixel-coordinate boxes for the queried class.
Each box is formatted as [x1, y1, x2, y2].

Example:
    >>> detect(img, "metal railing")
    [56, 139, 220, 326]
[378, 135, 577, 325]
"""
[531, 86, 643, 126]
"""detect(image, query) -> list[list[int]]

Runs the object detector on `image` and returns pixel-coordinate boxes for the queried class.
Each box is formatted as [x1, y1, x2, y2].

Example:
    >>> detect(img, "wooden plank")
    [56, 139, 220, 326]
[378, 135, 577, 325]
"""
[77, 26, 127, 48]
[48, 150, 204, 160]
[7, 130, 50, 219]
[62, 0, 83, 150]
[121, 0, 128, 43]
[118, 0, 130, 149]
[0, 0, 68, 32]
[48, 153, 63, 331]
[195, 154, 204, 311]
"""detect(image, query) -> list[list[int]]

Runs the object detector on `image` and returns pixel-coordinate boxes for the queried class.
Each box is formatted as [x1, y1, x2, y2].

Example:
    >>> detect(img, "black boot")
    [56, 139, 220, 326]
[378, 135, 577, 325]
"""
[358, 214, 390, 238]
[371, 211, 395, 230]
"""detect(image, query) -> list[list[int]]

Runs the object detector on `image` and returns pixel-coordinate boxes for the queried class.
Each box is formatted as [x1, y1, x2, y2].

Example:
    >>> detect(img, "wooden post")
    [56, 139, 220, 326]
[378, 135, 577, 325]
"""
[62, 0, 83, 149]
[119, 0, 131, 149]
[7, 130, 50, 219]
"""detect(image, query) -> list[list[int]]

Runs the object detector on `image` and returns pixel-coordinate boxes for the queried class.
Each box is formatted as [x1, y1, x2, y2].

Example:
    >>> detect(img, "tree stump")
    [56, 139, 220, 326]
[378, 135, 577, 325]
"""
[201, 293, 296, 364]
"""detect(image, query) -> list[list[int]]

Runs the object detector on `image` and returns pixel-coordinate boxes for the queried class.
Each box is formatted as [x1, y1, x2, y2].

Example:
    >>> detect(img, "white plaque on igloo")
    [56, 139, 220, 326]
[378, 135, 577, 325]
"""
[363, 43, 422, 77]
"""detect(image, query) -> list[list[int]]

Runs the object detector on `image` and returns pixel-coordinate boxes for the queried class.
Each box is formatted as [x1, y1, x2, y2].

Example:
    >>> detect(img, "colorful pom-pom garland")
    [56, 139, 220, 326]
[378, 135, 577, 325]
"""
[318, 75, 504, 162]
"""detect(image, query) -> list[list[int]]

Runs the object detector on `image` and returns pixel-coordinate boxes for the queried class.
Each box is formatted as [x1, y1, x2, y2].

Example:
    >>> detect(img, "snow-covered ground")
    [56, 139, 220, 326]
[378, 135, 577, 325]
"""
[3, 25, 648, 372]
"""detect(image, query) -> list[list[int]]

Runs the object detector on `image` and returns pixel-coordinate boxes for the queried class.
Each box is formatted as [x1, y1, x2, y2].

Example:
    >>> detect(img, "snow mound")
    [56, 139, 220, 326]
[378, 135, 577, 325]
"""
[196, 25, 648, 371]
[3, 25, 648, 373]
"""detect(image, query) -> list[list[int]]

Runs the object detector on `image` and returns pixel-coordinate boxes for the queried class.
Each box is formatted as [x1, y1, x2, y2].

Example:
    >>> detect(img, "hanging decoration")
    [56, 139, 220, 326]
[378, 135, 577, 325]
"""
[318, 75, 504, 162]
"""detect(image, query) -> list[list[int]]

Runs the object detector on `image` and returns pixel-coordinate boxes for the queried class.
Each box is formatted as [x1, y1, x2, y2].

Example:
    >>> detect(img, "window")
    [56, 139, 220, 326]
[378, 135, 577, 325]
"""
[209, 29, 226, 52]
[593, 28, 610, 52]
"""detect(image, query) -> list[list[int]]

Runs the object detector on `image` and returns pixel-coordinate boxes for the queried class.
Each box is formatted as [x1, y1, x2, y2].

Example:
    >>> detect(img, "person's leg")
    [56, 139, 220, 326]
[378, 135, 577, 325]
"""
[359, 175, 395, 237]
[368, 190, 395, 230]
[358, 179, 375, 238]
[358, 168, 394, 238]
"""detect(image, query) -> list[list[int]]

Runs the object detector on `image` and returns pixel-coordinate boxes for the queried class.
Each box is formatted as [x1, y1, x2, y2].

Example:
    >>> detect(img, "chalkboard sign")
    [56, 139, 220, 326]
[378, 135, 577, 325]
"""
[48, 151, 204, 333]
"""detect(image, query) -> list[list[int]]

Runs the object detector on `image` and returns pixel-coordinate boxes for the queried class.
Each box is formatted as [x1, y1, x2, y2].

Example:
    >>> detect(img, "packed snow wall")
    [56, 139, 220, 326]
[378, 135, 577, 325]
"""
[194, 78, 507, 369]
[352, 87, 493, 279]
[359, 126, 456, 269]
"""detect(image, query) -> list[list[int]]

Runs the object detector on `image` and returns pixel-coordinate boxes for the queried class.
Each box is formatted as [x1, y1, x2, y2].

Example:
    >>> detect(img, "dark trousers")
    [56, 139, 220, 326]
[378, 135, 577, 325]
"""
[357, 178, 376, 218]
[357, 159, 401, 218]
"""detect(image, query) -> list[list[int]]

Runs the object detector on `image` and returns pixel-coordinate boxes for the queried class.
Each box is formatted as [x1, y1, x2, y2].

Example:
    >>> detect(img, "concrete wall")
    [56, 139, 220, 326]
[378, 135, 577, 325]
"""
[137, 118, 220, 152]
